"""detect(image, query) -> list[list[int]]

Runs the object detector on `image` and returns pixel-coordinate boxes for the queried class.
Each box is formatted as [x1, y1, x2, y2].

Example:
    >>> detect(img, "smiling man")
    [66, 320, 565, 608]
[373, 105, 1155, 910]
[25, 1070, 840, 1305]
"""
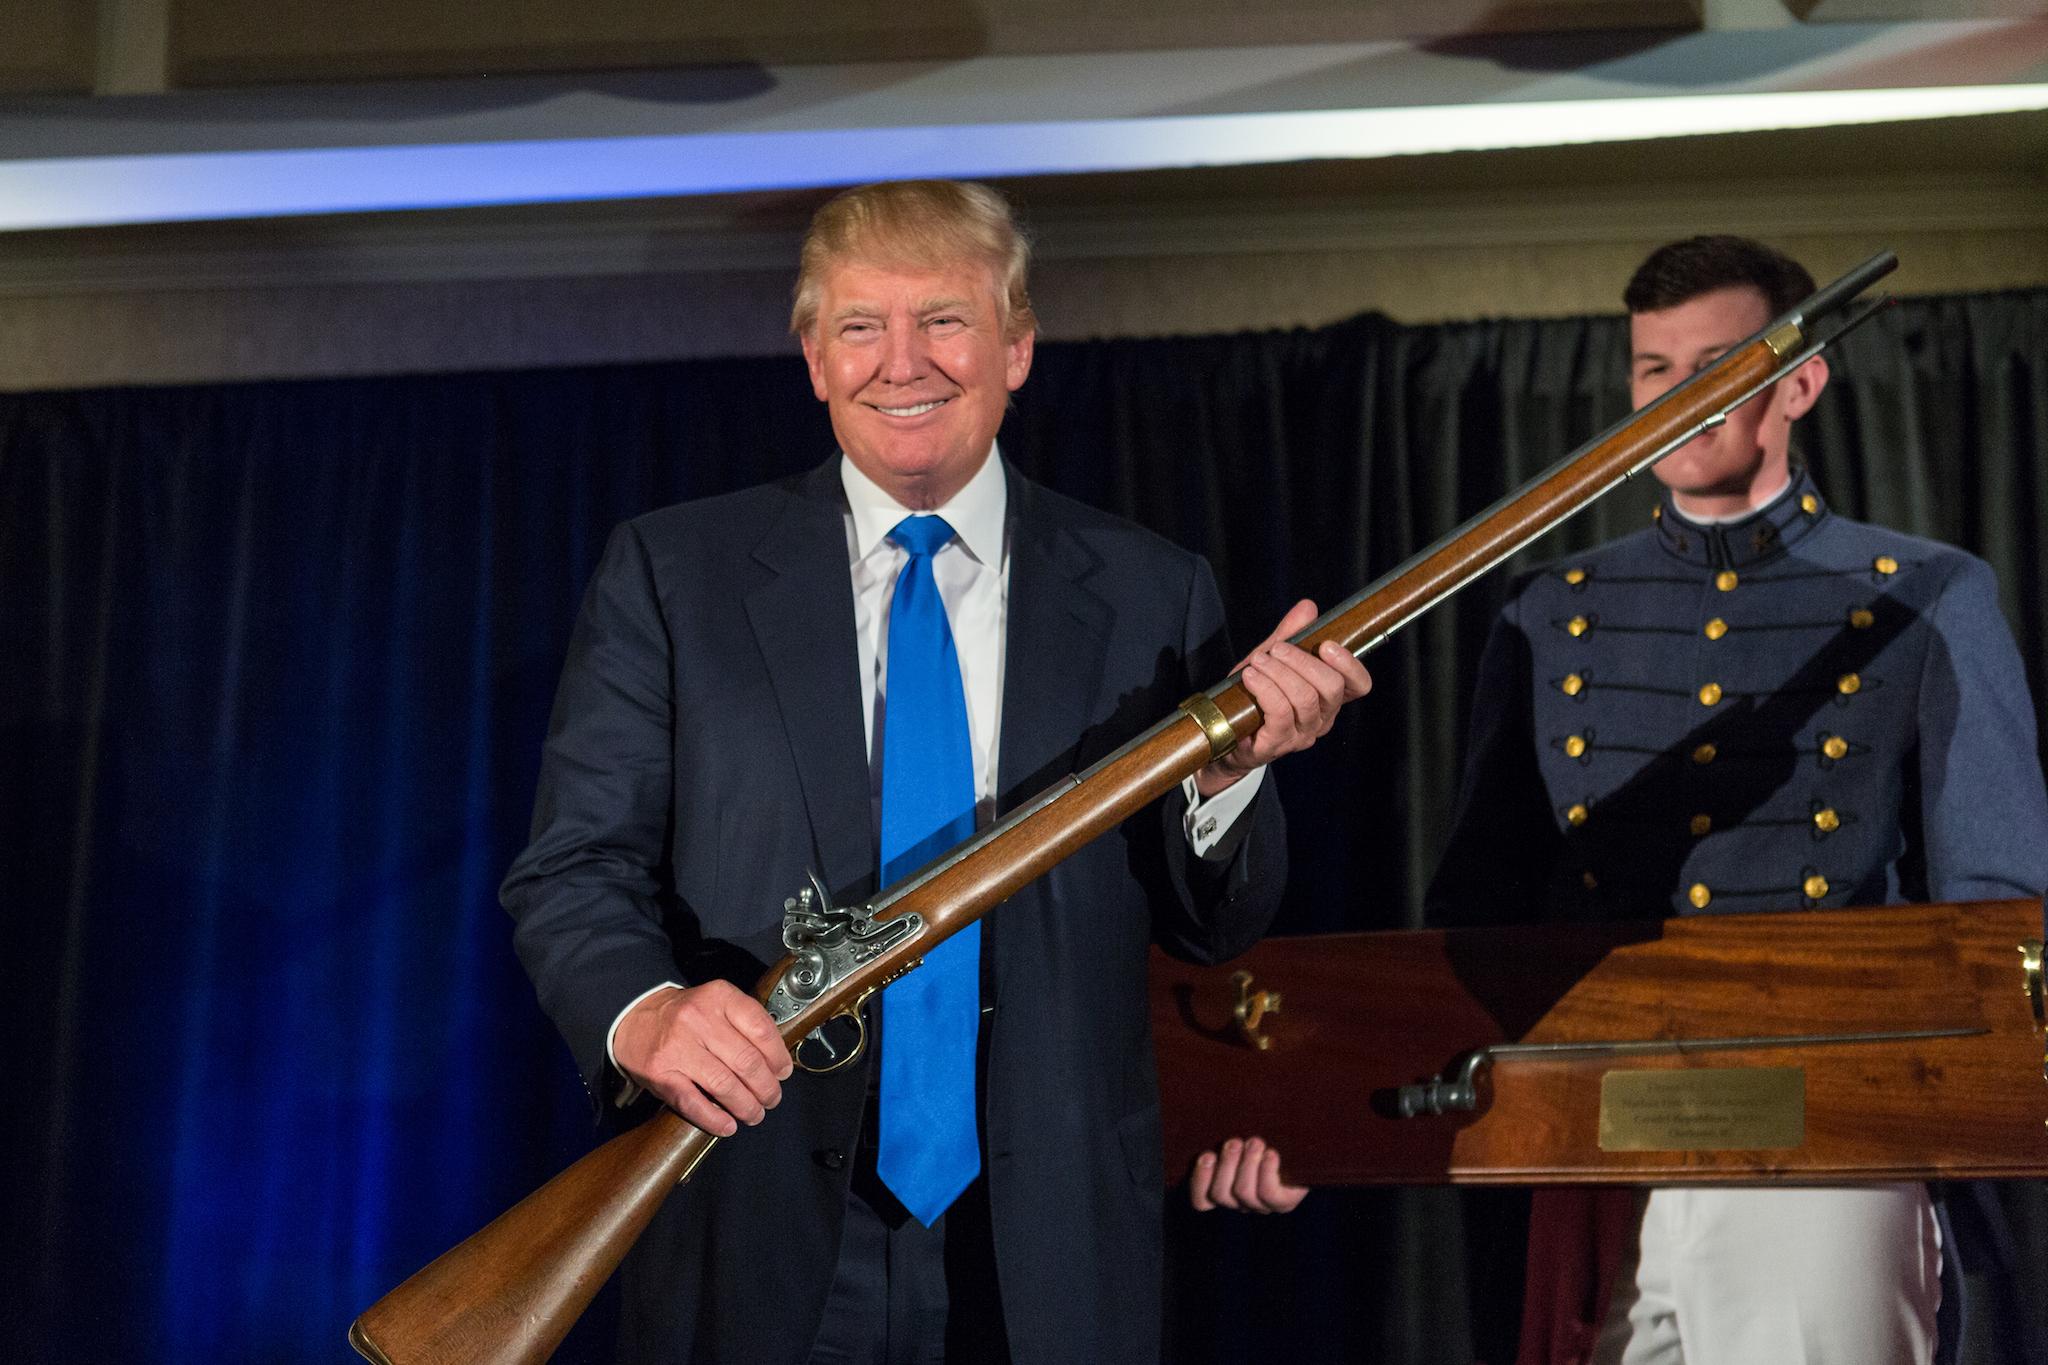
[501, 179, 1369, 1365]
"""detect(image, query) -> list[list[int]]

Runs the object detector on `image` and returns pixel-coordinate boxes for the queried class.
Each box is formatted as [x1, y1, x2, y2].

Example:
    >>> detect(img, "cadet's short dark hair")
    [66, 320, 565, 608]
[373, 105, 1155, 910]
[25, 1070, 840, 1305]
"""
[1623, 235, 1816, 318]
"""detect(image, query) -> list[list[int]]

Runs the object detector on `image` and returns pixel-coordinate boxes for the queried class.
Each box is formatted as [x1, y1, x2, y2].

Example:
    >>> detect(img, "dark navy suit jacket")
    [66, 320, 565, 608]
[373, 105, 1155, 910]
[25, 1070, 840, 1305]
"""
[502, 457, 1286, 1364]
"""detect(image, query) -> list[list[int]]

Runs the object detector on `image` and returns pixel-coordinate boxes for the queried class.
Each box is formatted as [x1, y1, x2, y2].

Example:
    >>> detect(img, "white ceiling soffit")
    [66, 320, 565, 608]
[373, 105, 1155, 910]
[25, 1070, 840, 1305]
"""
[0, 19, 2045, 232]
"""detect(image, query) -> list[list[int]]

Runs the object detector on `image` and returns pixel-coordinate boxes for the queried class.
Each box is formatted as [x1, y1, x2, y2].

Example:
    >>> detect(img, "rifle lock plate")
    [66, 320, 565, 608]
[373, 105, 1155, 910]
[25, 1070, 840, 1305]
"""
[765, 871, 925, 1072]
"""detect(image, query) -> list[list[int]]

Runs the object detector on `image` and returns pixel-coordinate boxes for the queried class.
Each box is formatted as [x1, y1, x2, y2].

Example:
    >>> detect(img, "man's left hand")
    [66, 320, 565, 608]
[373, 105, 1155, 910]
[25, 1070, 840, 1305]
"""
[1196, 598, 1371, 798]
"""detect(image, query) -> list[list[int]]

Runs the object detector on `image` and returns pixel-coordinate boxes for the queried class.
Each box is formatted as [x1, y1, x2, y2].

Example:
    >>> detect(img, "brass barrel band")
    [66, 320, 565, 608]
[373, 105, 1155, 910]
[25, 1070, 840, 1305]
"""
[1180, 692, 1238, 760]
[1764, 319, 1804, 359]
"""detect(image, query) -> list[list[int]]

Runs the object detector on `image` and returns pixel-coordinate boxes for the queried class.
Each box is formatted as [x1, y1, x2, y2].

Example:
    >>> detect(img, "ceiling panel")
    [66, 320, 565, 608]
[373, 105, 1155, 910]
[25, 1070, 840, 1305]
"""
[166, 0, 1699, 86]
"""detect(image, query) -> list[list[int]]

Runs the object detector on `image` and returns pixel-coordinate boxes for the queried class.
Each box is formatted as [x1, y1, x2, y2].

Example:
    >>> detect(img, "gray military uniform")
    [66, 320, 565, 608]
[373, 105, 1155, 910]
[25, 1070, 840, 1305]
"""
[1428, 467, 2048, 1364]
[1432, 467, 2048, 928]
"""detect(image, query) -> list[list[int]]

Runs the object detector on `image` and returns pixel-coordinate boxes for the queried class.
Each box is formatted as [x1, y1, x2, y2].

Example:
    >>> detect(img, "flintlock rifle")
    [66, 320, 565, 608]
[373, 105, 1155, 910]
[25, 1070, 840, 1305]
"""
[349, 253, 1899, 1365]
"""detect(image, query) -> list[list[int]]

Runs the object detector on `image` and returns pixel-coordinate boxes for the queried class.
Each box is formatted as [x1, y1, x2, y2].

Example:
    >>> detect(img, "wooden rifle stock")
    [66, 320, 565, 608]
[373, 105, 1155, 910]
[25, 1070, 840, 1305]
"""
[349, 253, 1898, 1365]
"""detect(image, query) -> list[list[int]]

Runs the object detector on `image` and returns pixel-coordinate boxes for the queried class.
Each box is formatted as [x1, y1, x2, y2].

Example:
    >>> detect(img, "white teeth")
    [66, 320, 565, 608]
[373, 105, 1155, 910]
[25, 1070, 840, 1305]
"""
[876, 400, 945, 417]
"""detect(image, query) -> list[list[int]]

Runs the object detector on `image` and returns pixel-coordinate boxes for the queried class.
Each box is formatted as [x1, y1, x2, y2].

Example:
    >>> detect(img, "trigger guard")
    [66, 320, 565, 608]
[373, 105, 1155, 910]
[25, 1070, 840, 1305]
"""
[794, 1010, 868, 1074]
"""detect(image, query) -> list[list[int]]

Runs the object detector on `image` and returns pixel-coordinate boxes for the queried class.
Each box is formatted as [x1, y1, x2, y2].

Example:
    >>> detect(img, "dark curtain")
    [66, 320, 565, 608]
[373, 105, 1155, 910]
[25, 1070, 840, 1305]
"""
[4, 290, 2043, 1364]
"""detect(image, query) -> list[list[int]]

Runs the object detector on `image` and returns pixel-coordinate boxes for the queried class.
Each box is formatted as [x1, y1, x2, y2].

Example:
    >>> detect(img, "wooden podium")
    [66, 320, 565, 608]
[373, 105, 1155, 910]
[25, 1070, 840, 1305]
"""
[1150, 900, 2048, 1186]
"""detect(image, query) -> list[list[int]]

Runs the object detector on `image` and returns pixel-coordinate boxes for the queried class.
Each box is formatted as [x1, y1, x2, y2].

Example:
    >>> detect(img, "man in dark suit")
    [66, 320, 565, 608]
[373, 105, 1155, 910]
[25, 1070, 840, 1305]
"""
[501, 179, 1370, 1364]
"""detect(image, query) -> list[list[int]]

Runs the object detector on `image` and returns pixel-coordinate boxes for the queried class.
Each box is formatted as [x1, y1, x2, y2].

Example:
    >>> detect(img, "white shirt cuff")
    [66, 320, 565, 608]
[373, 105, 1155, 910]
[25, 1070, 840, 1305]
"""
[606, 980, 685, 1108]
[1180, 765, 1265, 858]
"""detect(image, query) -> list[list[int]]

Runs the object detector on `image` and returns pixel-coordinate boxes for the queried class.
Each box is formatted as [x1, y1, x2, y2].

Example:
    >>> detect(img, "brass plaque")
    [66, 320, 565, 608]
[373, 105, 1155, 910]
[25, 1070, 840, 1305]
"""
[1599, 1068, 1804, 1152]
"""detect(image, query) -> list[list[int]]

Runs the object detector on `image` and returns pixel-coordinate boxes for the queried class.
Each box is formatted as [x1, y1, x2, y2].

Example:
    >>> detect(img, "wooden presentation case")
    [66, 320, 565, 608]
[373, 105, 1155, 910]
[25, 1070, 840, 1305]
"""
[1151, 900, 2048, 1186]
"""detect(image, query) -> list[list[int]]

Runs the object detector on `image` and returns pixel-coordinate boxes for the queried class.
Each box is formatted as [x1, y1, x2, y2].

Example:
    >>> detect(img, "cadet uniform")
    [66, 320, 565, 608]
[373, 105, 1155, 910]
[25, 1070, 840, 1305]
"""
[1429, 467, 2048, 1365]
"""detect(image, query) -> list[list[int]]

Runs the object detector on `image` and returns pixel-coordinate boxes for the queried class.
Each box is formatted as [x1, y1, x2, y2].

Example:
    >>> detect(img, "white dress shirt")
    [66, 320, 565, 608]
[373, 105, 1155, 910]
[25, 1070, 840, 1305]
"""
[607, 446, 1264, 1075]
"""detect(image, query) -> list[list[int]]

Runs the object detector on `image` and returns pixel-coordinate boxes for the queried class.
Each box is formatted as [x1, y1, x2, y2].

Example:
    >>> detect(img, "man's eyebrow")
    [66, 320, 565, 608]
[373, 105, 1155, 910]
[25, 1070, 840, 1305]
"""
[827, 302, 885, 324]
[916, 296, 975, 316]
[1631, 340, 1742, 366]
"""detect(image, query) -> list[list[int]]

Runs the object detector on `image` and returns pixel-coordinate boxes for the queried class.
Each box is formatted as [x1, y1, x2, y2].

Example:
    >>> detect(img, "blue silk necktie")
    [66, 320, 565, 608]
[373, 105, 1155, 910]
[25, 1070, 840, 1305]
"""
[876, 514, 981, 1226]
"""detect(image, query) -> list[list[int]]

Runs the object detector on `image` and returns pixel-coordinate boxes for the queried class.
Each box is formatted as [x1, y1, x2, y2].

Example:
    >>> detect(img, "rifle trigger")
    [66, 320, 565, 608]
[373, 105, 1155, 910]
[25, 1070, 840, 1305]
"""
[795, 1007, 869, 1075]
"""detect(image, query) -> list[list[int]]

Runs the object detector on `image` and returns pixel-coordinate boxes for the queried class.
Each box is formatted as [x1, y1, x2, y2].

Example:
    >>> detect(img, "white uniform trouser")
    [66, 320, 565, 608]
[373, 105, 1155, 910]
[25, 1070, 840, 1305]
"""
[1590, 1185, 1942, 1365]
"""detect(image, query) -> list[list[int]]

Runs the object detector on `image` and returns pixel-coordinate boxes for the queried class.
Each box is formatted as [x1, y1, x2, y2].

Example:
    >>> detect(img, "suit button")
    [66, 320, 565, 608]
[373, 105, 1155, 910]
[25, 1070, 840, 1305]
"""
[1804, 874, 1831, 900]
[1875, 556, 1898, 575]
[1822, 735, 1850, 761]
[1565, 803, 1590, 827]
[1689, 883, 1712, 909]
[1703, 618, 1728, 641]
[1690, 814, 1712, 836]
[1564, 735, 1588, 758]
[1801, 493, 1821, 515]
[1565, 567, 1588, 585]
[1693, 743, 1717, 764]
[1813, 808, 1841, 833]
[1561, 673, 1585, 697]
[1697, 683, 1723, 706]
[1837, 673, 1862, 695]
[815, 1148, 847, 1171]
[1567, 615, 1591, 637]
[1715, 570, 1739, 592]
[1849, 607, 1875, 629]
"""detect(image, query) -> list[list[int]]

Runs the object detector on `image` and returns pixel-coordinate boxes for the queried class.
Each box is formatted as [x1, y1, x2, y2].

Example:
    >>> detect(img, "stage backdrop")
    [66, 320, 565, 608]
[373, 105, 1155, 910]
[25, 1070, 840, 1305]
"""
[4, 290, 2045, 1364]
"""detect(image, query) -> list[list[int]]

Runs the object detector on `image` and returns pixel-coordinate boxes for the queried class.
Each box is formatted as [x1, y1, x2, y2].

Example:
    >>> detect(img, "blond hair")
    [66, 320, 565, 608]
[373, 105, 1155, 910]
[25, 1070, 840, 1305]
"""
[789, 179, 1037, 341]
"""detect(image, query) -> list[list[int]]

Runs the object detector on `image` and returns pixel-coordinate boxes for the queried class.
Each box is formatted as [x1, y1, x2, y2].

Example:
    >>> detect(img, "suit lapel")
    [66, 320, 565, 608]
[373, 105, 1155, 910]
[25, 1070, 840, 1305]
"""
[996, 471, 1114, 813]
[744, 459, 877, 902]
[989, 469, 1115, 1029]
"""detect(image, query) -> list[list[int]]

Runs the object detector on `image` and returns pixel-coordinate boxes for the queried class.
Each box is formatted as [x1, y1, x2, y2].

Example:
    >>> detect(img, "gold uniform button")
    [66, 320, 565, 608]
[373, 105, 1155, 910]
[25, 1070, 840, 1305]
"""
[1849, 608, 1875, 629]
[1823, 736, 1850, 760]
[1562, 673, 1584, 697]
[1814, 808, 1841, 833]
[1566, 803, 1589, 826]
[1653, 505, 1663, 521]
[1875, 555, 1898, 575]
[1693, 743, 1717, 764]
[1801, 493, 1820, 515]
[1690, 814, 1713, 836]
[1564, 568, 1588, 585]
[1582, 870, 1599, 890]
[1567, 615, 1590, 637]
[1715, 570, 1739, 592]
[1689, 883, 1712, 909]
[1698, 682, 1723, 706]
[1564, 735, 1588, 758]
[1804, 874, 1830, 900]
[1703, 618, 1728, 641]
[1837, 673, 1862, 695]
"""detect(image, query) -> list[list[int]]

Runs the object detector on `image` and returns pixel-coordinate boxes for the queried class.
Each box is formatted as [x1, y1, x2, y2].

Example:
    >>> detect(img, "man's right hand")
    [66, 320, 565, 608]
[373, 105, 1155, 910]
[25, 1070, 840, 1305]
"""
[612, 981, 794, 1137]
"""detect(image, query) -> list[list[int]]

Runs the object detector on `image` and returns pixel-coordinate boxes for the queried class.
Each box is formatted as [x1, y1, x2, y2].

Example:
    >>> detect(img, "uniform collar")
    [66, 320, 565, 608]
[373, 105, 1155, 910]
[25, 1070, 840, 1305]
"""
[839, 443, 1008, 568]
[1652, 466, 1828, 570]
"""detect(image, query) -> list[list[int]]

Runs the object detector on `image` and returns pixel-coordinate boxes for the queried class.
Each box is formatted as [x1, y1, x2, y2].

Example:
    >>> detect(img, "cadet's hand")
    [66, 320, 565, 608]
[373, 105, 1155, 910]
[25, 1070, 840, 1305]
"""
[1189, 1136, 1309, 1214]
[612, 980, 794, 1137]
[1196, 599, 1372, 797]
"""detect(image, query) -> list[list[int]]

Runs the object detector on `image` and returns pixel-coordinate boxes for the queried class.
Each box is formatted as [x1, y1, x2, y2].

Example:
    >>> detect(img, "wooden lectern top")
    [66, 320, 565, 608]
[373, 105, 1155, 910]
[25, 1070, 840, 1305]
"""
[1150, 899, 2048, 1187]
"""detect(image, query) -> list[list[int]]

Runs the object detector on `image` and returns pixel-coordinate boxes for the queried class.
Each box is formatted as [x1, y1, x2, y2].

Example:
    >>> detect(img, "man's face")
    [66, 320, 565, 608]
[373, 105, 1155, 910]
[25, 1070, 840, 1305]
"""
[801, 256, 1034, 509]
[1630, 284, 1825, 515]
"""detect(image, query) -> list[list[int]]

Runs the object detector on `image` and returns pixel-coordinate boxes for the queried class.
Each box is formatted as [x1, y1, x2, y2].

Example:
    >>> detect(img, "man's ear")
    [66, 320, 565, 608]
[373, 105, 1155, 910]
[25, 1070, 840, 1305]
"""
[800, 331, 830, 403]
[1004, 329, 1035, 393]
[1780, 353, 1830, 422]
